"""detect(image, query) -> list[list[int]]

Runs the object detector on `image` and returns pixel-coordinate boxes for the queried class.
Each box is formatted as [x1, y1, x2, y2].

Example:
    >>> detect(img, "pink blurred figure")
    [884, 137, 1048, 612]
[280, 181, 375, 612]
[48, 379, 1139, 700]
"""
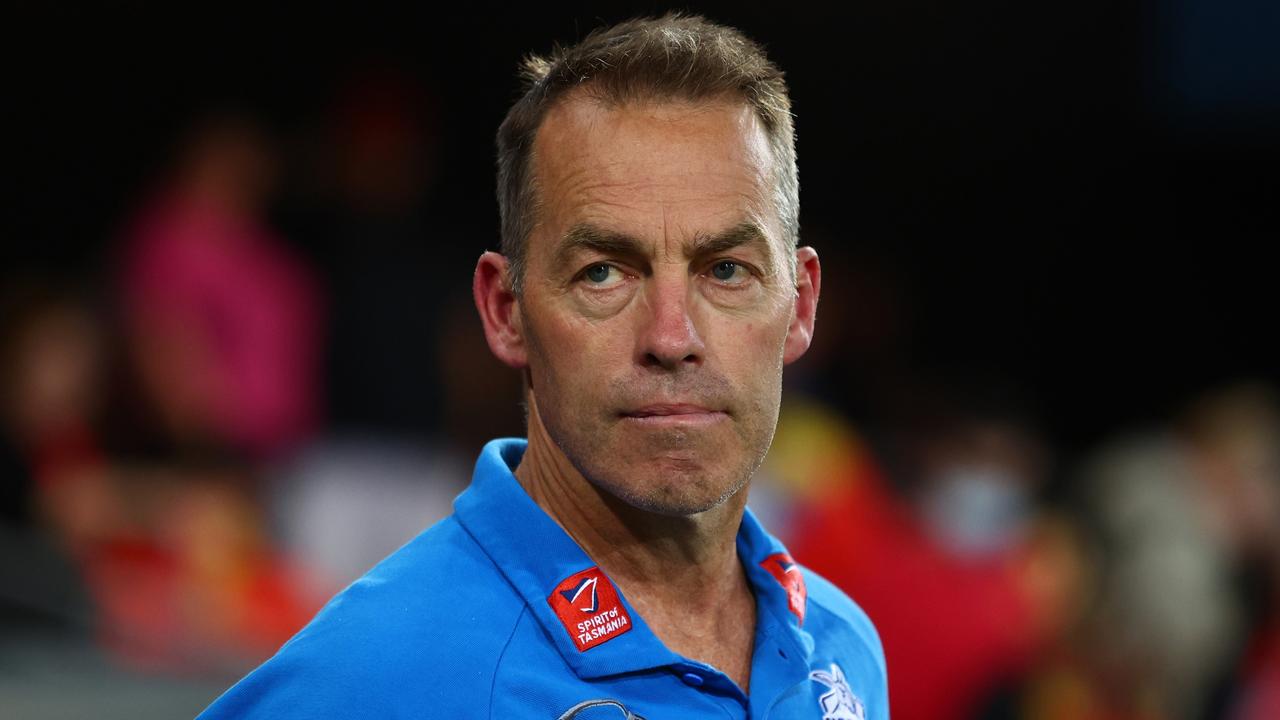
[119, 113, 321, 460]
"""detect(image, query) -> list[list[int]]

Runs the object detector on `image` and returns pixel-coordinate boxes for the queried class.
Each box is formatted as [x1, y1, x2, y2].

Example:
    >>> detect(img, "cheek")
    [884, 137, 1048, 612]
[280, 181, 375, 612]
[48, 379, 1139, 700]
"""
[711, 310, 790, 372]
[527, 313, 627, 401]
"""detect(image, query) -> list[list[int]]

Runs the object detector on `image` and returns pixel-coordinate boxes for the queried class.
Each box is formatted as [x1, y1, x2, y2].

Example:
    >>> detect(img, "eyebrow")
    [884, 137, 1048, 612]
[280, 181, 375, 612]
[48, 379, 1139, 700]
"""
[552, 221, 777, 276]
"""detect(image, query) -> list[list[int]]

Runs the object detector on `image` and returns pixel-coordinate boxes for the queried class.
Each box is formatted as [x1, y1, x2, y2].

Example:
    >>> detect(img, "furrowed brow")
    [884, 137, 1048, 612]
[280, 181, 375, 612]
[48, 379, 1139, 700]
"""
[686, 222, 778, 276]
[551, 224, 647, 271]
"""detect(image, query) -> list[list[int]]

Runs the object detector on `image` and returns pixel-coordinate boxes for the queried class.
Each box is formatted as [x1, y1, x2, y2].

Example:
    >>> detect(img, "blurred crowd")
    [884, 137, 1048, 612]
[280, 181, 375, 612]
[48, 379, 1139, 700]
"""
[2, 71, 521, 692]
[3, 76, 1278, 720]
[763, 382, 1280, 720]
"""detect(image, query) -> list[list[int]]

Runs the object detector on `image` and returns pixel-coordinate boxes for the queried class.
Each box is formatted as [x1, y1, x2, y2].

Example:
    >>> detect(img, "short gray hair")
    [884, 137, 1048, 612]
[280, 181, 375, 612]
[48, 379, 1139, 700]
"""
[495, 12, 799, 295]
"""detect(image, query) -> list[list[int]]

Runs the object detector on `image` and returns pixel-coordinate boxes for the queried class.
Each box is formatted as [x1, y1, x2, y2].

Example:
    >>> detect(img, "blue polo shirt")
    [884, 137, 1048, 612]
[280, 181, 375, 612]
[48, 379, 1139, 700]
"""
[199, 439, 888, 719]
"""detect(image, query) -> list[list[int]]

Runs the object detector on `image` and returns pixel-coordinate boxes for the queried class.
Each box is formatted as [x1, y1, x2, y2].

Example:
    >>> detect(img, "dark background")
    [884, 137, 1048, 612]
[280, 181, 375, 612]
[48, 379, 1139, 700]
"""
[7, 0, 1278, 451]
[4, 3, 1278, 716]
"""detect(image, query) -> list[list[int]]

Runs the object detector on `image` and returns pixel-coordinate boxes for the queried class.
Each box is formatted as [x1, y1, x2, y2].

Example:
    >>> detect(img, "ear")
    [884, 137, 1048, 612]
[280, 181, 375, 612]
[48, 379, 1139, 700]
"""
[473, 251, 528, 369]
[782, 246, 821, 365]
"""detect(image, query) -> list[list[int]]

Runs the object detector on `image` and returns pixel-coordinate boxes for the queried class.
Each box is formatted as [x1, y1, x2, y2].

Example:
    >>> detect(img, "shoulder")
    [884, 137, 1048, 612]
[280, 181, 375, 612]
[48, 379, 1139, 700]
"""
[802, 564, 886, 670]
[800, 565, 890, 720]
[200, 515, 527, 719]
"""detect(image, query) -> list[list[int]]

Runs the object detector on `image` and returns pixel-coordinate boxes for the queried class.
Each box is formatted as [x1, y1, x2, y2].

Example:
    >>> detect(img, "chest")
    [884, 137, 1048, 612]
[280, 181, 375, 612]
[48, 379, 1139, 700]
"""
[483, 608, 885, 720]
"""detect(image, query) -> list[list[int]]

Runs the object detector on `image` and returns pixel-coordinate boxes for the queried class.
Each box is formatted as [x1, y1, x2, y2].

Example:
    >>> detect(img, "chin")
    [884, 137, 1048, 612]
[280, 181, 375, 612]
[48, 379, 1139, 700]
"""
[547, 411, 756, 516]
[598, 462, 747, 518]
[614, 488, 729, 517]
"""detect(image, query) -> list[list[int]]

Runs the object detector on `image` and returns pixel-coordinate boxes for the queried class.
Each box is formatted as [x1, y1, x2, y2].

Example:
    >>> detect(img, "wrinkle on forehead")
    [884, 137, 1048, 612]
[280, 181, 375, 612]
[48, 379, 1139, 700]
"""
[529, 91, 782, 261]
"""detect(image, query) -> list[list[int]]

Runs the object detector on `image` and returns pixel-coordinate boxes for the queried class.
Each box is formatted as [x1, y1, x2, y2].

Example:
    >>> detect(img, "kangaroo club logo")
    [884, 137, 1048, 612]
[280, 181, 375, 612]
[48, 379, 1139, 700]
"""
[548, 567, 632, 652]
[810, 663, 867, 720]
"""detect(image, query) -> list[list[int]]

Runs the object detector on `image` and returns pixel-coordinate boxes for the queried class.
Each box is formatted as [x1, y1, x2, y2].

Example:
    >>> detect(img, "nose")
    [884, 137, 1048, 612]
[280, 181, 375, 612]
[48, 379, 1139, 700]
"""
[637, 273, 705, 371]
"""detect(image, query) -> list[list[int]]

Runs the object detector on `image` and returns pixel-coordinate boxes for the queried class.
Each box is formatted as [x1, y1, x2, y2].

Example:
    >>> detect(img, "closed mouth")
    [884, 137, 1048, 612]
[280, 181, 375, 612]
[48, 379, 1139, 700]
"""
[621, 404, 729, 424]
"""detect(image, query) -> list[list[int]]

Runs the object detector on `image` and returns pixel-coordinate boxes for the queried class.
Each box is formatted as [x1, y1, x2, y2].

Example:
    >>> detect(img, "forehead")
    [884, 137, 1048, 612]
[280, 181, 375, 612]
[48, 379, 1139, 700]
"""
[528, 92, 779, 247]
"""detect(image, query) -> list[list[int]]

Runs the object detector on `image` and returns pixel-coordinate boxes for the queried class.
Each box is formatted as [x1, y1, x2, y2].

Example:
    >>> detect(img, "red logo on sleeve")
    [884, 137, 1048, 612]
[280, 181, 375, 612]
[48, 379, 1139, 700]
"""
[761, 553, 807, 625]
[548, 567, 633, 652]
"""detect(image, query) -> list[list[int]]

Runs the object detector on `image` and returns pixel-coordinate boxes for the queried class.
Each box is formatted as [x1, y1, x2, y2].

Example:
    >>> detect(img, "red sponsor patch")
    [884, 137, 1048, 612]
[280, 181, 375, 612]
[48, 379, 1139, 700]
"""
[761, 552, 807, 625]
[547, 567, 633, 652]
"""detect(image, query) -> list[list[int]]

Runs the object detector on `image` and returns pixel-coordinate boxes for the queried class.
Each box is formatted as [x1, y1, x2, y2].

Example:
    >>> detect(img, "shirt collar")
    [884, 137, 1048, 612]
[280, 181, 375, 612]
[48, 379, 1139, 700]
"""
[454, 438, 813, 680]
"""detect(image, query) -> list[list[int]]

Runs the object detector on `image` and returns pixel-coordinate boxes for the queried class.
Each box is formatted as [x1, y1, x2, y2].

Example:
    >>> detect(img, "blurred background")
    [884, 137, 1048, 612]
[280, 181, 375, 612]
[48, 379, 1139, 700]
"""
[3, 1, 1277, 718]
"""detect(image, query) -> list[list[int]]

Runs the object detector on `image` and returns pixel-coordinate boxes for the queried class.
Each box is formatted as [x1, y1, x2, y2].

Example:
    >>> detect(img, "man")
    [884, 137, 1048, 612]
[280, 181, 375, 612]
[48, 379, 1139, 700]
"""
[200, 14, 887, 719]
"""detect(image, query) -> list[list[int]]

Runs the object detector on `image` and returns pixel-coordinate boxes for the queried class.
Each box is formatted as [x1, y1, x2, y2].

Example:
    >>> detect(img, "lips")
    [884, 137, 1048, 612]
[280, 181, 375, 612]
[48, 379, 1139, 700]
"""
[620, 404, 729, 427]
[622, 403, 720, 418]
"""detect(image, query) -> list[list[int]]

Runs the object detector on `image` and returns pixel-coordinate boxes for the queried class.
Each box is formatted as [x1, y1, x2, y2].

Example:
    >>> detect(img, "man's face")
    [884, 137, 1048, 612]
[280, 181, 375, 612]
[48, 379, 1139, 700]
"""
[517, 94, 801, 516]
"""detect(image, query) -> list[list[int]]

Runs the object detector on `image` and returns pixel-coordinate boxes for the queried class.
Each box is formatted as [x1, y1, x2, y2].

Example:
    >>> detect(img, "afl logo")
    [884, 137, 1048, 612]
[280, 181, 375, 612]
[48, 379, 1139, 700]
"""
[556, 699, 646, 719]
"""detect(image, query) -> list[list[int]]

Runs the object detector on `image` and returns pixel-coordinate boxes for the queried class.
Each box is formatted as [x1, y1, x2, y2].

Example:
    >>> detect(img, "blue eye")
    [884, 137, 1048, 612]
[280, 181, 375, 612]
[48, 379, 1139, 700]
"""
[585, 264, 611, 283]
[711, 261, 742, 281]
[582, 263, 624, 288]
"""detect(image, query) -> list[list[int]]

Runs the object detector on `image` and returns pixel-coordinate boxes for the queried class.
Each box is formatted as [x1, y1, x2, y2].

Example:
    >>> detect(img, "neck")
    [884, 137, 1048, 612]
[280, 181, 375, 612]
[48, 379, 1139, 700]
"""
[516, 392, 747, 594]
[515, 392, 757, 689]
